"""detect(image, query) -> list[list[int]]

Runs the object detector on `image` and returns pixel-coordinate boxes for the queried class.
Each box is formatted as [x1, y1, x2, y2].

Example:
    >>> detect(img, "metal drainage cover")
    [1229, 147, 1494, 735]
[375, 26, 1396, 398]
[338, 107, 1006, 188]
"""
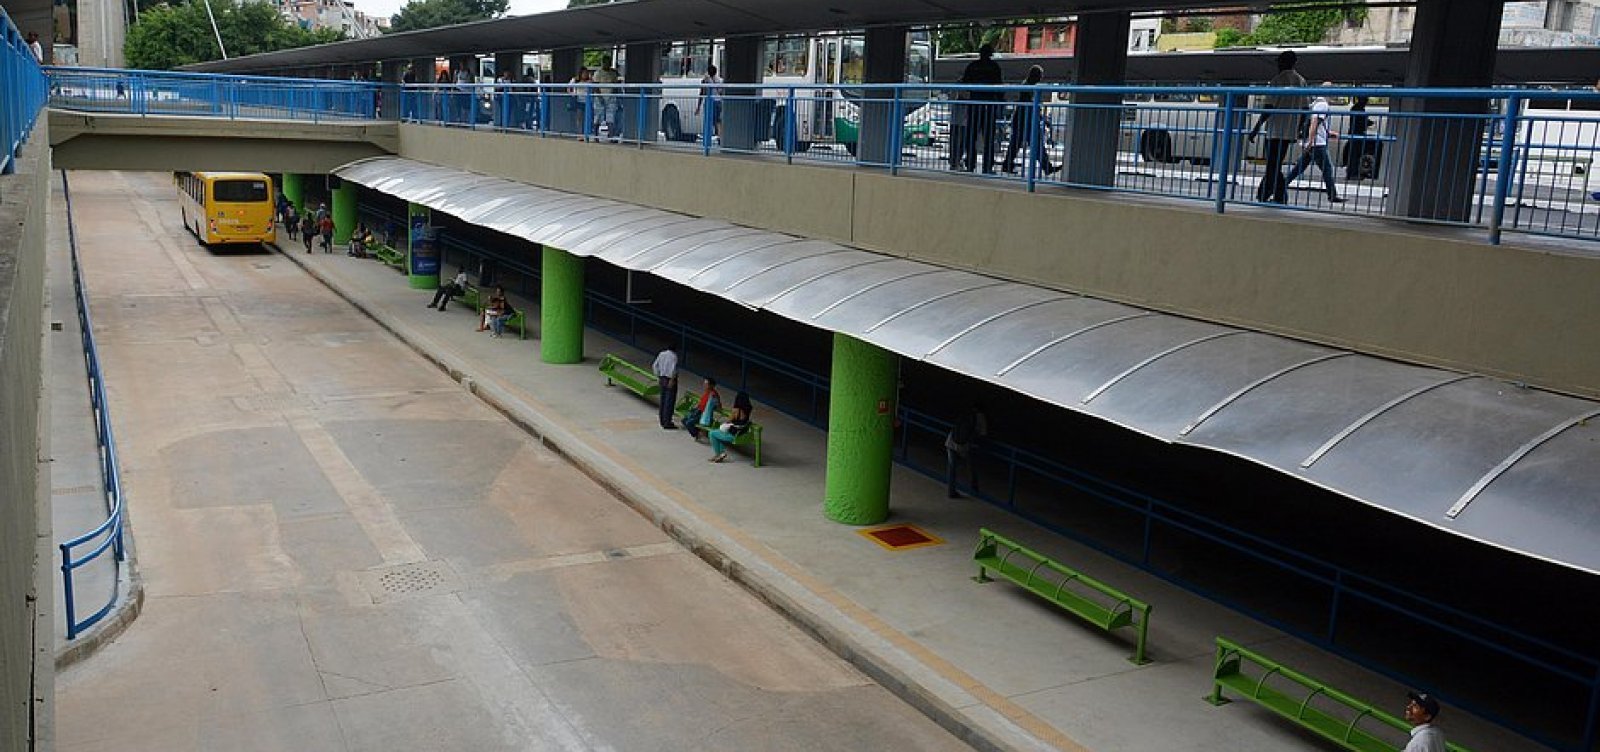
[361, 560, 464, 604]
[232, 393, 320, 413]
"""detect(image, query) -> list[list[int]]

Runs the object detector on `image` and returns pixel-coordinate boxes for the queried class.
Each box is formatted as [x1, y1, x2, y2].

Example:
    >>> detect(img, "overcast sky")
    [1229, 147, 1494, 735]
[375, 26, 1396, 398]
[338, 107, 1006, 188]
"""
[361, 0, 571, 23]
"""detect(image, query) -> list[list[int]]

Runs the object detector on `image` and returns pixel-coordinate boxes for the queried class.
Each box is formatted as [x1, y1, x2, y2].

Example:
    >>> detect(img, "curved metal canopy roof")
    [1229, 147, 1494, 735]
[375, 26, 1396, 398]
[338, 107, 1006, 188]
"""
[336, 155, 1600, 576]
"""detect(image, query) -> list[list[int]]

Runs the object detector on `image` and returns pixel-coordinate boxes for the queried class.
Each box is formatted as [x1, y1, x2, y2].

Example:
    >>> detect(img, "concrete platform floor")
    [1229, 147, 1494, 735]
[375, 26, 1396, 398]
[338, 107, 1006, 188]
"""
[53, 170, 966, 752]
[55, 170, 1547, 752]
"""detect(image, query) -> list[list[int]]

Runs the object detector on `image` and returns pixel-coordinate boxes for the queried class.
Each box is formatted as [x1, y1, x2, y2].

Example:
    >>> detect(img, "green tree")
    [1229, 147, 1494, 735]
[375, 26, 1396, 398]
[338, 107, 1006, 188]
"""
[1213, 2, 1366, 48]
[387, 0, 507, 32]
[934, 23, 1018, 56]
[125, 0, 343, 70]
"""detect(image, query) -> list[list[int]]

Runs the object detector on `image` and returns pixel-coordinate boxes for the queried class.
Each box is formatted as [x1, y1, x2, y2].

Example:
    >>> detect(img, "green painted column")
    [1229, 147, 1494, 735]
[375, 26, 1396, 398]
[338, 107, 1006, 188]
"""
[281, 173, 304, 215]
[823, 333, 897, 525]
[331, 179, 357, 246]
[541, 246, 585, 364]
[406, 203, 439, 289]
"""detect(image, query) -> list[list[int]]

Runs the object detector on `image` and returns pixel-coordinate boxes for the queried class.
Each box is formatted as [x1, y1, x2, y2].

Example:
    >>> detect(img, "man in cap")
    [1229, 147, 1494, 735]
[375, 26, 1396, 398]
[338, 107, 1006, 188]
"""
[1403, 691, 1446, 752]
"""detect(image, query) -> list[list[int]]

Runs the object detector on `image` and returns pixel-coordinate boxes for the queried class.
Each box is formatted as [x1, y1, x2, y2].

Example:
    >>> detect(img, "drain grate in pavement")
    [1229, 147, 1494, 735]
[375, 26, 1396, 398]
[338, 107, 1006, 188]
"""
[232, 393, 319, 413]
[359, 560, 464, 604]
[53, 484, 99, 496]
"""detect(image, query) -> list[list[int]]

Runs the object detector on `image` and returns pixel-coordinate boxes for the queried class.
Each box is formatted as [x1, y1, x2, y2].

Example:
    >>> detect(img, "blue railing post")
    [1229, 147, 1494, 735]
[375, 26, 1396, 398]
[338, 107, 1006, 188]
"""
[890, 87, 905, 175]
[1025, 89, 1041, 192]
[60, 545, 77, 639]
[1214, 92, 1237, 214]
[702, 88, 714, 156]
[1488, 94, 1522, 245]
[539, 86, 549, 137]
[636, 86, 648, 146]
[785, 87, 797, 164]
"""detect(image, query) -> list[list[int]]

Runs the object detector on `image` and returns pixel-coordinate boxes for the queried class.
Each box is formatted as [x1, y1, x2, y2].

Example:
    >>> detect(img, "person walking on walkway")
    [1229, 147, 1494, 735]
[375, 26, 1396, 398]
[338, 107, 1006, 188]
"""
[429, 268, 469, 311]
[1247, 51, 1306, 204]
[300, 213, 316, 253]
[945, 403, 987, 498]
[318, 214, 335, 253]
[284, 204, 299, 243]
[1403, 692, 1447, 752]
[958, 44, 1005, 174]
[1000, 65, 1057, 177]
[708, 391, 753, 463]
[652, 344, 680, 430]
[1280, 85, 1345, 204]
[694, 65, 723, 140]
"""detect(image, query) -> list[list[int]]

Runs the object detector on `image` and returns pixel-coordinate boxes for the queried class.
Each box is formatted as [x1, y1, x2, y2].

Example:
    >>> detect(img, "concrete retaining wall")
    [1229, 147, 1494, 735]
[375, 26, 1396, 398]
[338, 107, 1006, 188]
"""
[398, 124, 1600, 398]
[0, 122, 53, 752]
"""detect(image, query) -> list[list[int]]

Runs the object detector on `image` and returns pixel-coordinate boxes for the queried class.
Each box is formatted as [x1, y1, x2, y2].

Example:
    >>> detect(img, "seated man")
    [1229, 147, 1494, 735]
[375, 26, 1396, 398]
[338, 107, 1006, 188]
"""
[428, 268, 470, 312]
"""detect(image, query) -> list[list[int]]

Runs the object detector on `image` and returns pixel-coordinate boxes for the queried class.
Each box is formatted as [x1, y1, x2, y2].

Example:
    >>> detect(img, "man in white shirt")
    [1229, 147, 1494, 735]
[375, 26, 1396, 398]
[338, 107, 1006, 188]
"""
[1403, 691, 1447, 752]
[591, 57, 620, 140]
[428, 268, 470, 311]
[652, 345, 679, 430]
[1246, 51, 1306, 204]
[26, 31, 44, 62]
[1280, 83, 1345, 204]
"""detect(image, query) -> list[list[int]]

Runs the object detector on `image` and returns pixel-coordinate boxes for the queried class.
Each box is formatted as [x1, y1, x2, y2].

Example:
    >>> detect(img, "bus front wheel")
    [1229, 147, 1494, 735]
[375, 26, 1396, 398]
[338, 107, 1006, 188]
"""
[1140, 130, 1174, 164]
[662, 105, 685, 142]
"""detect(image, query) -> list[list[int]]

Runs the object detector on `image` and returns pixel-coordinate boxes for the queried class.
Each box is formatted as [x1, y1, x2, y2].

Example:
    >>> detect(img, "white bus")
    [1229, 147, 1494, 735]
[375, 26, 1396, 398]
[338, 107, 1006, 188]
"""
[657, 33, 935, 152]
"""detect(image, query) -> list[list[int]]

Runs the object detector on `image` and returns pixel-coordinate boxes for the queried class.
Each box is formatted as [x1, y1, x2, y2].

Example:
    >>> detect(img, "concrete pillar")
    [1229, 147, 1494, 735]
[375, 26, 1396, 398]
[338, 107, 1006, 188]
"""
[331, 179, 356, 246]
[621, 42, 662, 142]
[858, 26, 908, 165]
[1385, 0, 1502, 223]
[281, 173, 304, 215]
[410, 58, 436, 83]
[721, 36, 763, 150]
[550, 48, 584, 134]
[406, 203, 440, 289]
[823, 333, 897, 525]
[541, 247, 585, 364]
[378, 60, 404, 120]
[1064, 12, 1130, 187]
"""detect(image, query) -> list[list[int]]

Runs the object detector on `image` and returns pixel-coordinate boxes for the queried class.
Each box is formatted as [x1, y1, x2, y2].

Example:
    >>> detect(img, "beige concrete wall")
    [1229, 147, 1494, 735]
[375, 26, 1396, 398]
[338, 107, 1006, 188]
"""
[0, 121, 52, 752]
[48, 112, 397, 174]
[398, 126, 1600, 398]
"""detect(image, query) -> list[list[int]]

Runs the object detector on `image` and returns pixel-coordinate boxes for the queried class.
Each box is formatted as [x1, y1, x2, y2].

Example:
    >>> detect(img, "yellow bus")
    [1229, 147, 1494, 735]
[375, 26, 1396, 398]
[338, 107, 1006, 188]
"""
[175, 171, 277, 246]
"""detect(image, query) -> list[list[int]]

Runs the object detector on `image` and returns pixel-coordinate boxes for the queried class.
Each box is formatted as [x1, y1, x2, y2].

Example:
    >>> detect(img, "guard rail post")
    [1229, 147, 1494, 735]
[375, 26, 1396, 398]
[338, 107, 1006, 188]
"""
[890, 86, 905, 175]
[785, 87, 797, 164]
[636, 86, 647, 147]
[702, 90, 713, 156]
[1213, 92, 1237, 214]
[1488, 93, 1522, 245]
[1025, 89, 1041, 192]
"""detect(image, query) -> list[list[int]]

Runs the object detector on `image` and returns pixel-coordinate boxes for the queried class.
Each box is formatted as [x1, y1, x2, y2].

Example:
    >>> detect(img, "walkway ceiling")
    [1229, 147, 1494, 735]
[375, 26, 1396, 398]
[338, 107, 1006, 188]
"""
[184, 0, 1228, 73]
[335, 155, 1600, 577]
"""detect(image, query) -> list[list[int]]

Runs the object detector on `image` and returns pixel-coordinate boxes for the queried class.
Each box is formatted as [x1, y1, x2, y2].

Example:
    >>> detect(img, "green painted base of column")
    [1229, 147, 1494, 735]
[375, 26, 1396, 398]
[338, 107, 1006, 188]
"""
[541, 246, 584, 364]
[823, 333, 897, 525]
[282, 173, 304, 215]
[331, 181, 357, 245]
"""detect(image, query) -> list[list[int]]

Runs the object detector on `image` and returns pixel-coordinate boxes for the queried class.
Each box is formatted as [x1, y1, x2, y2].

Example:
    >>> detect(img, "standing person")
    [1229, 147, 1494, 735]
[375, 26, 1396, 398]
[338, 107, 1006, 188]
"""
[592, 57, 621, 141]
[694, 64, 723, 140]
[1000, 66, 1057, 177]
[520, 66, 539, 129]
[299, 213, 316, 253]
[26, 31, 43, 62]
[429, 267, 469, 311]
[1247, 51, 1307, 204]
[652, 344, 680, 430]
[401, 64, 418, 121]
[959, 44, 1005, 174]
[284, 204, 299, 242]
[708, 391, 753, 463]
[1280, 84, 1344, 204]
[1402, 692, 1447, 752]
[944, 403, 987, 498]
[1343, 95, 1373, 180]
[683, 377, 720, 441]
[947, 90, 972, 171]
[318, 214, 335, 253]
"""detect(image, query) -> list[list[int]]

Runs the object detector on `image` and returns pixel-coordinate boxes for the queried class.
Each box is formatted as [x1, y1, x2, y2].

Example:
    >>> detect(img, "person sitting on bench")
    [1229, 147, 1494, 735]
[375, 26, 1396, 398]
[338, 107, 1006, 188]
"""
[428, 268, 469, 311]
[479, 287, 507, 332]
[683, 377, 721, 440]
[708, 391, 752, 463]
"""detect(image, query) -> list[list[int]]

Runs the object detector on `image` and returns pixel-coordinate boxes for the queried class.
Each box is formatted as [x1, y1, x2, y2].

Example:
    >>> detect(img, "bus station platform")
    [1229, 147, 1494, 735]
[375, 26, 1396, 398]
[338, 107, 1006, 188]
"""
[276, 239, 1544, 752]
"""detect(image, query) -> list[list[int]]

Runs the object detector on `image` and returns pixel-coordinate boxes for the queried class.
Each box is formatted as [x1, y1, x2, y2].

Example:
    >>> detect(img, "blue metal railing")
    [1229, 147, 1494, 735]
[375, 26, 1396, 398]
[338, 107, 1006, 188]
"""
[45, 67, 381, 122]
[58, 171, 128, 640]
[1, 7, 47, 176]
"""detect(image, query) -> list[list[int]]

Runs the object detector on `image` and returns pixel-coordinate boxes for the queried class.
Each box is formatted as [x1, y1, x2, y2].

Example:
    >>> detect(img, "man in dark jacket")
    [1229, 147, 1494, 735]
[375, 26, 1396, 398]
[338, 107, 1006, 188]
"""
[959, 44, 1005, 173]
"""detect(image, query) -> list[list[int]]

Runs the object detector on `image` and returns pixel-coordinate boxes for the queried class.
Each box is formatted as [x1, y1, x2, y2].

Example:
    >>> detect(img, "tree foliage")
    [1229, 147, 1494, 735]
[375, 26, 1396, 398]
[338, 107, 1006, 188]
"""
[1213, 2, 1367, 47]
[934, 24, 1017, 56]
[125, 0, 343, 70]
[387, 0, 507, 33]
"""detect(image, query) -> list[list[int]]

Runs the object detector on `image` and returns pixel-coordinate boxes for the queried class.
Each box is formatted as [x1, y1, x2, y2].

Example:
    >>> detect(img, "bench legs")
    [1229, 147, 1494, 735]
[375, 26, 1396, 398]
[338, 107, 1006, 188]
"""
[972, 565, 993, 584]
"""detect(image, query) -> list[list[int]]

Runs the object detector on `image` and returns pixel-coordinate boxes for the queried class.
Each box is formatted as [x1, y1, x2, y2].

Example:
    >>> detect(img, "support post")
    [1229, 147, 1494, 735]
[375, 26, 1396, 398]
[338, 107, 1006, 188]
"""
[1385, 0, 1502, 223]
[622, 42, 662, 143]
[541, 246, 585, 364]
[823, 334, 897, 525]
[281, 172, 304, 215]
[720, 36, 763, 151]
[550, 48, 583, 135]
[378, 59, 404, 120]
[859, 26, 909, 166]
[1064, 11, 1130, 187]
[406, 203, 440, 289]
[330, 178, 356, 246]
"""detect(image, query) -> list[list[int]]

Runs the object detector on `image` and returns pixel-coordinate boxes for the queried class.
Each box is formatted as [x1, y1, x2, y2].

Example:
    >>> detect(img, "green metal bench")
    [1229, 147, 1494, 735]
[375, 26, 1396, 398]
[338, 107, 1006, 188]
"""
[675, 391, 764, 467]
[456, 284, 481, 311]
[371, 243, 405, 271]
[470, 290, 526, 340]
[1207, 637, 1472, 752]
[972, 528, 1152, 665]
[598, 354, 661, 401]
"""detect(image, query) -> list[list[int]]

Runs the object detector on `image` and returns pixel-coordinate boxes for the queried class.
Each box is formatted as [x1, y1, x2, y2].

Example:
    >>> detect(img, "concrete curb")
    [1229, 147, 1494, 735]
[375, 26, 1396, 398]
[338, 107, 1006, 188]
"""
[54, 571, 144, 671]
[274, 244, 1062, 752]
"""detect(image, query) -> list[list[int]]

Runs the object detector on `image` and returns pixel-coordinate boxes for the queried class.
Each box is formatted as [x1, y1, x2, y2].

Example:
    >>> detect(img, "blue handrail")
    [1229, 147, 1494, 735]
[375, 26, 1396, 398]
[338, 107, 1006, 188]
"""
[57, 171, 128, 640]
[1, 7, 47, 176]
